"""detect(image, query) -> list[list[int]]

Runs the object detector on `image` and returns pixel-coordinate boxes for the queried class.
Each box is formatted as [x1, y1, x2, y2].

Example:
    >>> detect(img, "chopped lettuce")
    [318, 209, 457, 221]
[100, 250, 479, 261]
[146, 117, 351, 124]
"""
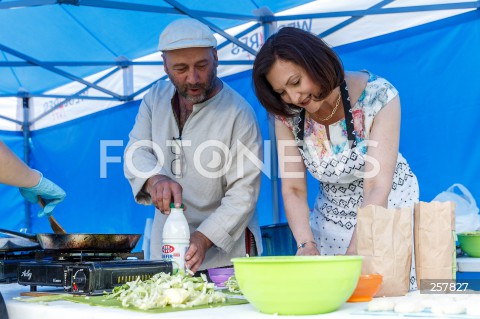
[105, 272, 226, 310]
[225, 276, 242, 294]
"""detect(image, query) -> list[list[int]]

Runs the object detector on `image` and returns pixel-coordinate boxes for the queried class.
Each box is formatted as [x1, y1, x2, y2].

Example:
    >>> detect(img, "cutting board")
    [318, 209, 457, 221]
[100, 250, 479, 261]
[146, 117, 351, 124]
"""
[16, 292, 248, 314]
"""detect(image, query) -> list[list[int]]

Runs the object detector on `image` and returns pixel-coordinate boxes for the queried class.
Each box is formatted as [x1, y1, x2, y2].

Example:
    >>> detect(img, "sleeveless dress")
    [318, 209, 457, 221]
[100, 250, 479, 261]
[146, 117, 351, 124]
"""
[279, 71, 419, 289]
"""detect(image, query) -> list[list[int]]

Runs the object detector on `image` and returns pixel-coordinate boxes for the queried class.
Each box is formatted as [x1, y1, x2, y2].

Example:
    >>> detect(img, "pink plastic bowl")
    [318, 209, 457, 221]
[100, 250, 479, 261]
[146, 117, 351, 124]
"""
[207, 267, 235, 287]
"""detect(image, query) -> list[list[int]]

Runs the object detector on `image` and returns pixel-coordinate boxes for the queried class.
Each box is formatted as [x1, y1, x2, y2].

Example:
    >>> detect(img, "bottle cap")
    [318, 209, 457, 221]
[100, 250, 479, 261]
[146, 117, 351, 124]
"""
[170, 203, 184, 209]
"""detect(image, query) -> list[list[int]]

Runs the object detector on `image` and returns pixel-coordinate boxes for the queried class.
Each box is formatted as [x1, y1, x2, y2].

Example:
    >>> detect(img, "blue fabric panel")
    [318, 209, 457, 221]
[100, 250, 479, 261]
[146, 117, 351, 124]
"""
[0, 0, 312, 94]
[222, 70, 275, 226]
[0, 131, 27, 231]
[337, 11, 480, 202]
[223, 70, 320, 225]
[29, 102, 153, 250]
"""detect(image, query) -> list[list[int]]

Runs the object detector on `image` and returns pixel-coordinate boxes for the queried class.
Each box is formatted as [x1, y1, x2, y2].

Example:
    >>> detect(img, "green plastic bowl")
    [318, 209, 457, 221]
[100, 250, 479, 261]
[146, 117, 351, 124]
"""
[458, 232, 480, 257]
[231, 255, 363, 315]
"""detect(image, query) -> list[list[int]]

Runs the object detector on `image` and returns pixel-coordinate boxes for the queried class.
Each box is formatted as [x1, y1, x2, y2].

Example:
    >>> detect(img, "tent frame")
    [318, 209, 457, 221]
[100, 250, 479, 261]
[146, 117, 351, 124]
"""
[0, 0, 478, 229]
[1, 1, 477, 104]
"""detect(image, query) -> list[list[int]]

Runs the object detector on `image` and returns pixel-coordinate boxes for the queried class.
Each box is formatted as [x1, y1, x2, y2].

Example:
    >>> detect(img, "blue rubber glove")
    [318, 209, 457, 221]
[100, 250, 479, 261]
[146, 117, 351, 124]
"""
[19, 171, 66, 217]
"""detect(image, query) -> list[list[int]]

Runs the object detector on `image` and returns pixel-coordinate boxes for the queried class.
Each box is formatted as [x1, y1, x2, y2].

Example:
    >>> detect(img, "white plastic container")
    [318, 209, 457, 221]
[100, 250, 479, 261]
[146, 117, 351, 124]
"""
[162, 203, 190, 272]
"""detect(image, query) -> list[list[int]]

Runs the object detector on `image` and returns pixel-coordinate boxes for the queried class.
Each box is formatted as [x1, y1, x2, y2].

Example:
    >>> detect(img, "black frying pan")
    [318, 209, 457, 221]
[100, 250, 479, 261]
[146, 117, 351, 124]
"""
[0, 229, 141, 252]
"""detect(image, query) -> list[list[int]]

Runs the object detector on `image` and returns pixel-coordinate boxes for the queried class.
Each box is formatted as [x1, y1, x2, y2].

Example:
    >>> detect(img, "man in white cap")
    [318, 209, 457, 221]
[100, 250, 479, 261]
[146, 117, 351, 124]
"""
[124, 18, 263, 273]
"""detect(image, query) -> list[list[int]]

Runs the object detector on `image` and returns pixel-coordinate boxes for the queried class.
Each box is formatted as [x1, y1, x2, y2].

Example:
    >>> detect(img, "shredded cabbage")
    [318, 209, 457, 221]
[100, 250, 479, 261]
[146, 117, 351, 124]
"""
[105, 272, 226, 310]
[225, 276, 242, 294]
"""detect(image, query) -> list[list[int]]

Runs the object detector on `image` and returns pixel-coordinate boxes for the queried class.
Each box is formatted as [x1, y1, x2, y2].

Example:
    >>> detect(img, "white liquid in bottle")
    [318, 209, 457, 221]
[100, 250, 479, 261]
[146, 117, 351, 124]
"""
[162, 203, 190, 272]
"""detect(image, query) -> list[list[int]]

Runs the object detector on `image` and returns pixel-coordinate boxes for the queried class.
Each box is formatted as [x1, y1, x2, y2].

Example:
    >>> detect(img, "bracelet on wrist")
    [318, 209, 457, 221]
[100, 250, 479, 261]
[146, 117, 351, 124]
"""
[297, 240, 317, 249]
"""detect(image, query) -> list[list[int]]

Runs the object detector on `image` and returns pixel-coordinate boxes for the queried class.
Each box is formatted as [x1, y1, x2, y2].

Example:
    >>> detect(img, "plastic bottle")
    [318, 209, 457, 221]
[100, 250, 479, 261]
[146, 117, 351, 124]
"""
[162, 203, 190, 272]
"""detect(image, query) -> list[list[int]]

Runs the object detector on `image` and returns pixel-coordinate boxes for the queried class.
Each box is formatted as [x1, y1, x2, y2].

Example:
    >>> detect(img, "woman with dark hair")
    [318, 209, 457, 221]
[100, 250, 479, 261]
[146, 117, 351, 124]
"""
[252, 27, 419, 258]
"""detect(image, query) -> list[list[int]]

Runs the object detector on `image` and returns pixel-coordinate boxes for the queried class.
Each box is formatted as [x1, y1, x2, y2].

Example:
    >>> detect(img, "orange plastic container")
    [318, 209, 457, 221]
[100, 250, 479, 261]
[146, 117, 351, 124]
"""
[347, 274, 383, 302]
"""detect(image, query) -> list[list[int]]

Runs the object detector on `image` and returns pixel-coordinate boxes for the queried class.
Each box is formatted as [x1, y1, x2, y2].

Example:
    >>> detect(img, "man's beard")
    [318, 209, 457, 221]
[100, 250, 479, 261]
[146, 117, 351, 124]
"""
[170, 67, 217, 104]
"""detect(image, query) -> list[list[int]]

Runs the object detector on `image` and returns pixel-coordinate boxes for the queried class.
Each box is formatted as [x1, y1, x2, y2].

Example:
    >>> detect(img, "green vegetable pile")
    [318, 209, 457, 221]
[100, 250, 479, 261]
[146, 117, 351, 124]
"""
[105, 272, 226, 310]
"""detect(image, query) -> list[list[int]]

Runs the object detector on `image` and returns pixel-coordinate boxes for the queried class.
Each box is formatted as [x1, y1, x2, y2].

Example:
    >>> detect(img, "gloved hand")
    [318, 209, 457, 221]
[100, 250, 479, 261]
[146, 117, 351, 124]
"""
[19, 171, 66, 217]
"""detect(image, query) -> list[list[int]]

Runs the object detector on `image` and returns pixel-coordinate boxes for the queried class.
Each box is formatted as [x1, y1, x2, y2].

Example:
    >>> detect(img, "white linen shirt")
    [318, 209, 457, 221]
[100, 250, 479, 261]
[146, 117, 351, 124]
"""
[124, 80, 263, 270]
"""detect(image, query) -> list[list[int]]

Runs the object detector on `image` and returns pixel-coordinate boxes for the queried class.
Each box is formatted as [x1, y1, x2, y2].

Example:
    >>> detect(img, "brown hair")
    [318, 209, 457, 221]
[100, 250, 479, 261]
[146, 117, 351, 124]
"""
[252, 27, 344, 117]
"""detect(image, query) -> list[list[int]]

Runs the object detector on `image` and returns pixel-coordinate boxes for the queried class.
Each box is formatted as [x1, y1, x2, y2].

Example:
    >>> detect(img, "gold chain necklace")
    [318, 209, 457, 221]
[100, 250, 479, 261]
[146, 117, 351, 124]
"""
[311, 92, 341, 122]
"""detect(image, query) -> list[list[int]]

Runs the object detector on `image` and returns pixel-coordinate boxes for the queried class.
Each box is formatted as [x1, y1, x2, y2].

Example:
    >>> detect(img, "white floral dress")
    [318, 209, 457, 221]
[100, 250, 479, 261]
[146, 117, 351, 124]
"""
[280, 71, 419, 288]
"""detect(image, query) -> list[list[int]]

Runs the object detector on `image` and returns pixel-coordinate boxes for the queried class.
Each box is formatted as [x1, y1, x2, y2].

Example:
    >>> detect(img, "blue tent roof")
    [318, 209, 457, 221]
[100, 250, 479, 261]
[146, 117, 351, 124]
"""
[0, 1, 479, 238]
[0, 0, 476, 99]
[0, 0, 314, 95]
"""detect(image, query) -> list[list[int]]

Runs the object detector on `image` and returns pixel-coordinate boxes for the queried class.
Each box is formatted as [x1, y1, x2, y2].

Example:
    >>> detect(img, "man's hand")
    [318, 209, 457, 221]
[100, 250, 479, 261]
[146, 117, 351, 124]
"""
[145, 175, 183, 213]
[185, 231, 213, 273]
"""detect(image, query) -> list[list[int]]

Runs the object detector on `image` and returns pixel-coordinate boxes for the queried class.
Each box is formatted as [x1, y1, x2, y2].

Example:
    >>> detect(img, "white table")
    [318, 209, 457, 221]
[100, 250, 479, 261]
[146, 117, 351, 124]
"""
[0, 283, 378, 319]
[457, 257, 480, 272]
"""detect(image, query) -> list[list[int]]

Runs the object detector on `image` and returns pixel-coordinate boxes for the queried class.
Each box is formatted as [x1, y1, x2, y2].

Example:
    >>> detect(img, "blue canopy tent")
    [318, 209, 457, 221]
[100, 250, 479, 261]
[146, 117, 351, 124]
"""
[0, 1, 479, 249]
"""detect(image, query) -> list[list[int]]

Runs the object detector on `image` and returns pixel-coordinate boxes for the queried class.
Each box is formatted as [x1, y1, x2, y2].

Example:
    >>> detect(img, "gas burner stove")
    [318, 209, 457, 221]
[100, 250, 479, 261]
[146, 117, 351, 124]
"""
[68, 260, 175, 294]
[16, 251, 176, 295]
[50, 250, 145, 262]
[0, 250, 54, 284]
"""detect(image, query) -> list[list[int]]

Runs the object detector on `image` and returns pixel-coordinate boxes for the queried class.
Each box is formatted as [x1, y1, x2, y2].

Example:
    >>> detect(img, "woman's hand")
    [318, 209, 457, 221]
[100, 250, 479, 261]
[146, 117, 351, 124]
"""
[296, 241, 320, 256]
[345, 243, 356, 255]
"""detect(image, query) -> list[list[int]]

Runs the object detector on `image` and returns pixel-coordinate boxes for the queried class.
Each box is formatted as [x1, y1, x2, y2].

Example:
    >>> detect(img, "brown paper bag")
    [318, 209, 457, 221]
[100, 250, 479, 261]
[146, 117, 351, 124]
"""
[356, 204, 412, 297]
[414, 201, 456, 286]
